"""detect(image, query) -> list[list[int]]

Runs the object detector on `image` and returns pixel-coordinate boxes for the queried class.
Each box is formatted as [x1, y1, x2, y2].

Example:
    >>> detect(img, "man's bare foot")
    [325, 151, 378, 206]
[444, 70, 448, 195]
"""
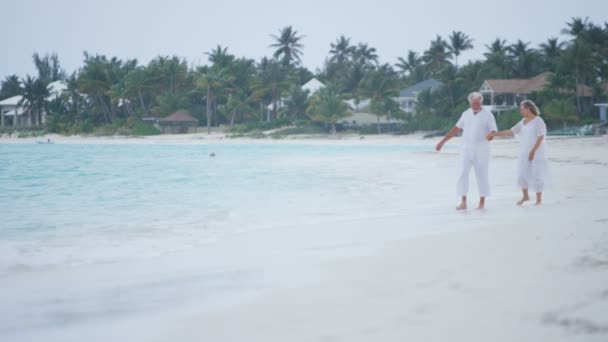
[534, 201, 542, 206]
[477, 203, 485, 210]
[456, 202, 467, 210]
[517, 196, 530, 206]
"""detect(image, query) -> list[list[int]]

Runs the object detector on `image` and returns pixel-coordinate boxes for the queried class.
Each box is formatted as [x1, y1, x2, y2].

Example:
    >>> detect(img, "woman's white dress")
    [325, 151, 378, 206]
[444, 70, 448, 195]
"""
[511, 116, 552, 192]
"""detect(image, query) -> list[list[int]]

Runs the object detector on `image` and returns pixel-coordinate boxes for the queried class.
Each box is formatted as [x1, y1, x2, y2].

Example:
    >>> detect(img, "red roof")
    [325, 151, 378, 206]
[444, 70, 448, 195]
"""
[160, 110, 199, 123]
[484, 72, 550, 94]
[483, 72, 595, 97]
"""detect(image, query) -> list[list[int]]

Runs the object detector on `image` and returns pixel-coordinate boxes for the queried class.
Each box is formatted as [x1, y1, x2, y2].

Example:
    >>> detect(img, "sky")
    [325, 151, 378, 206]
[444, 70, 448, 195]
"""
[1, 0, 607, 81]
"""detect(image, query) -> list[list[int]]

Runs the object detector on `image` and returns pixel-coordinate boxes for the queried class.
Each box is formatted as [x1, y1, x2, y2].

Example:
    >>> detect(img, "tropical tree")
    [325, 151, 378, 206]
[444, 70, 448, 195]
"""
[423, 36, 453, 76]
[206, 45, 235, 69]
[252, 58, 292, 121]
[270, 26, 304, 65]
[395, 50, 422, 77]
[195, 66, 233, 133]
[123, 67, 153, 115]
[307, 86, 349, 134]
[329, 36, 355, 64]
[19, 76, 50, 126]
[353, 43, 379, 66]
[32, 52, 66, 83]
[539, 38, 565, 71]
[543, 98, 578, 128]
[508, 40, 540, 78]
[360, 64, 400, 133]
[283, 84, 310, 120]
[483, 38, 511, 78]
[1, 75, 21, 99]
[448, 31, 474, 68]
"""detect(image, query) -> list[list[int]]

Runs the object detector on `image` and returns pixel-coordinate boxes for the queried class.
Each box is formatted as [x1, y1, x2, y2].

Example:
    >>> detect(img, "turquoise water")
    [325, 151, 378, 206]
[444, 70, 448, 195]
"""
[0, 142, 428, 273]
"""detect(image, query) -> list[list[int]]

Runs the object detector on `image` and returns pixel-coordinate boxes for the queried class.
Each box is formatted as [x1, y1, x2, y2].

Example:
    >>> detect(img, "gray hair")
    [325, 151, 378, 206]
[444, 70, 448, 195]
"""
[468, 92, 484, 103]
[520, 99, 541, 116]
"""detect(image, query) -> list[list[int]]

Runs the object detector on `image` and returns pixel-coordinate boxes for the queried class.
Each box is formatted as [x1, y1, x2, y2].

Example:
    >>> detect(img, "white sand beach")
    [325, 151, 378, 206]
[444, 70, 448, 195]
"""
[1, 134, 607, 342]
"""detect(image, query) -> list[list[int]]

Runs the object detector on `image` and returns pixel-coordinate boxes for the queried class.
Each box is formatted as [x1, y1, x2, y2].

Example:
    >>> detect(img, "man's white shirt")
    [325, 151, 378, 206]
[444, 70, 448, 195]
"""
[455, 107, 497, 149]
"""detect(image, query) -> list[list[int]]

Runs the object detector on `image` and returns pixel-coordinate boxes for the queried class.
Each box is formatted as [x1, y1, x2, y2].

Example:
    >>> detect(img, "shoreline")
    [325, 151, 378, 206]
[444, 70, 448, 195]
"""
[1, 131, 604, 146]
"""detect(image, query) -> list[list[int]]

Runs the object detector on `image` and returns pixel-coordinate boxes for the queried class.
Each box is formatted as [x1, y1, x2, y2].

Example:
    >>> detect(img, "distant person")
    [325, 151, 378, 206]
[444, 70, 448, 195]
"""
[486, 100, 551, 205]
[435, 92, 497, 210]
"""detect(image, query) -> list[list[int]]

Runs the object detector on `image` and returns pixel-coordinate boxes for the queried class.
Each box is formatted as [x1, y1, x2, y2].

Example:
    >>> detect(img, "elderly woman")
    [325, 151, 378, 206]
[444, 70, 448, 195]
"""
[487, 100, 551, 205]
[436, 92, 497, 210]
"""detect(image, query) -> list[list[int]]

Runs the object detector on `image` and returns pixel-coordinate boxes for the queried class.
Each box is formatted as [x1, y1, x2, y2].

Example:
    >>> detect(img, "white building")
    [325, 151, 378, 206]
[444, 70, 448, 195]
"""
[267, 77, 325, 116]
[0, 80, 67, 128]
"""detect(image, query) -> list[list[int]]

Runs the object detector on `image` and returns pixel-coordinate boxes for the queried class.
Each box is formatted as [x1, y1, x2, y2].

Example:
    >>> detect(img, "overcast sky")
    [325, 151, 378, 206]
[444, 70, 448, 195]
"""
[1, 0, 607, 80]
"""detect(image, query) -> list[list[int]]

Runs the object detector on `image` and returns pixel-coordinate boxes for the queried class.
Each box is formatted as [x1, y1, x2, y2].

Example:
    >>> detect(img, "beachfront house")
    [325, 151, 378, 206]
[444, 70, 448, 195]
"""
[0, 80, 67, 128]
[266, 77, 325, 118]
[158, 110, 199, 134]
[479, 72, 595, 114]
[398, 79, 444, 114]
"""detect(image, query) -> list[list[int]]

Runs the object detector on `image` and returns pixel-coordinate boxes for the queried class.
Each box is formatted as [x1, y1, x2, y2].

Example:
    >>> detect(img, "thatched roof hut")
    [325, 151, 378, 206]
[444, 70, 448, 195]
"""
[158, 110, 199, 134]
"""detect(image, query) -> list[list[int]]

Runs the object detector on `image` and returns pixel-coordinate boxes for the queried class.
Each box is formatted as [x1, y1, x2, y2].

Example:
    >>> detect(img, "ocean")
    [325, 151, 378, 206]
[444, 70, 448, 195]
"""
[0, 141, 434, 341]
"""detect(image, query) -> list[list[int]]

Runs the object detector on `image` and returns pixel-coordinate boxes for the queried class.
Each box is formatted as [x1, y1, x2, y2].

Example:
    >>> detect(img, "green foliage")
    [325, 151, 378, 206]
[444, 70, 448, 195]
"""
[4, 18, 607, 136]
[495, 110, 522, 130]
[306, 87, 350, 134]
[543, 98, 579, 128]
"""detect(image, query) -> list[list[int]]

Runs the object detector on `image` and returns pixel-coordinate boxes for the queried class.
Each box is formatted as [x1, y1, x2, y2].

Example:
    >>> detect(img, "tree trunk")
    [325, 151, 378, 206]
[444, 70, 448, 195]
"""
[138, 90, 147, 115]
[206, 86, 212, 134]
[575, 66, 582, 116]
[230, 109, 236, 129]
[330, 122, 336, 134]
[97, 94, 112, 124]
[1, 110, 4, 128]
[376, 115, 381, 134]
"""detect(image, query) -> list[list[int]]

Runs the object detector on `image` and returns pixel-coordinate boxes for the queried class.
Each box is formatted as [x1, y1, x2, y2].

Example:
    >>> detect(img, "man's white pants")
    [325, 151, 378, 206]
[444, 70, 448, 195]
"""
[457, 147, 490, 197]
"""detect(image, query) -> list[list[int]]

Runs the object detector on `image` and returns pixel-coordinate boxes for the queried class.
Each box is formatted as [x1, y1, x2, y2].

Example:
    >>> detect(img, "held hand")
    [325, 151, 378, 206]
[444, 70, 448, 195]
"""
[435, 141, 444, 152]
[528, 150, 535, 161]
[486, 132, 496, 141]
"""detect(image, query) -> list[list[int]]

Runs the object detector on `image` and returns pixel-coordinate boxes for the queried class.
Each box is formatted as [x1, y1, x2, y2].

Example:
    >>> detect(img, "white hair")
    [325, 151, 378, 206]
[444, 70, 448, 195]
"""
[467, 92, 484, 103]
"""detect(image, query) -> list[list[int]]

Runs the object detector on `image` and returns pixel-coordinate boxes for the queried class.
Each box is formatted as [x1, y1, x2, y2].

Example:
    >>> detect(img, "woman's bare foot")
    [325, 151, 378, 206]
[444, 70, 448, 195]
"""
[456, 202, 467, 210]
[534, 201, 542, 206]
[517, 196, 530, 206]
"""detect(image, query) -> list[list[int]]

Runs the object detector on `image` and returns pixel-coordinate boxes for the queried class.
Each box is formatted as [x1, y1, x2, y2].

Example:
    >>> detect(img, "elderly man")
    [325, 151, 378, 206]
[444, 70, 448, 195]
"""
[435, 92, 497, 210]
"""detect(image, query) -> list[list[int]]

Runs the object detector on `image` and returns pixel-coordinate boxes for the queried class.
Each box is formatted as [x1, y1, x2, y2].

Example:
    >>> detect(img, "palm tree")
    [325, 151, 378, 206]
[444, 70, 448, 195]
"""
[1, 75, 22, 99]
[395, 50, 422, 76]
[483, 38, 511, 78]
[252, 59, 291, 121]
[307, 86, 349, 134]
[123, 67, 153, 115]
[32, 52, 66, 83]
[195, 67, 233, 133]
[19, 76, 50, 126]
[206, 45, 235, 69]
[423, 36, 453, 76]
[448, 31, 473, 69]
[557, 39, 596, 115]
[270, 26, 304, 65]
[561, 17, 589, 37]
[329, 36, 355, 64]
[508, 40, 540, 78]
[360, 64, 400, 133]
[283, 84, 310, 120]
[539, 38, 565, 71]
[353, 43, 378, 66]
